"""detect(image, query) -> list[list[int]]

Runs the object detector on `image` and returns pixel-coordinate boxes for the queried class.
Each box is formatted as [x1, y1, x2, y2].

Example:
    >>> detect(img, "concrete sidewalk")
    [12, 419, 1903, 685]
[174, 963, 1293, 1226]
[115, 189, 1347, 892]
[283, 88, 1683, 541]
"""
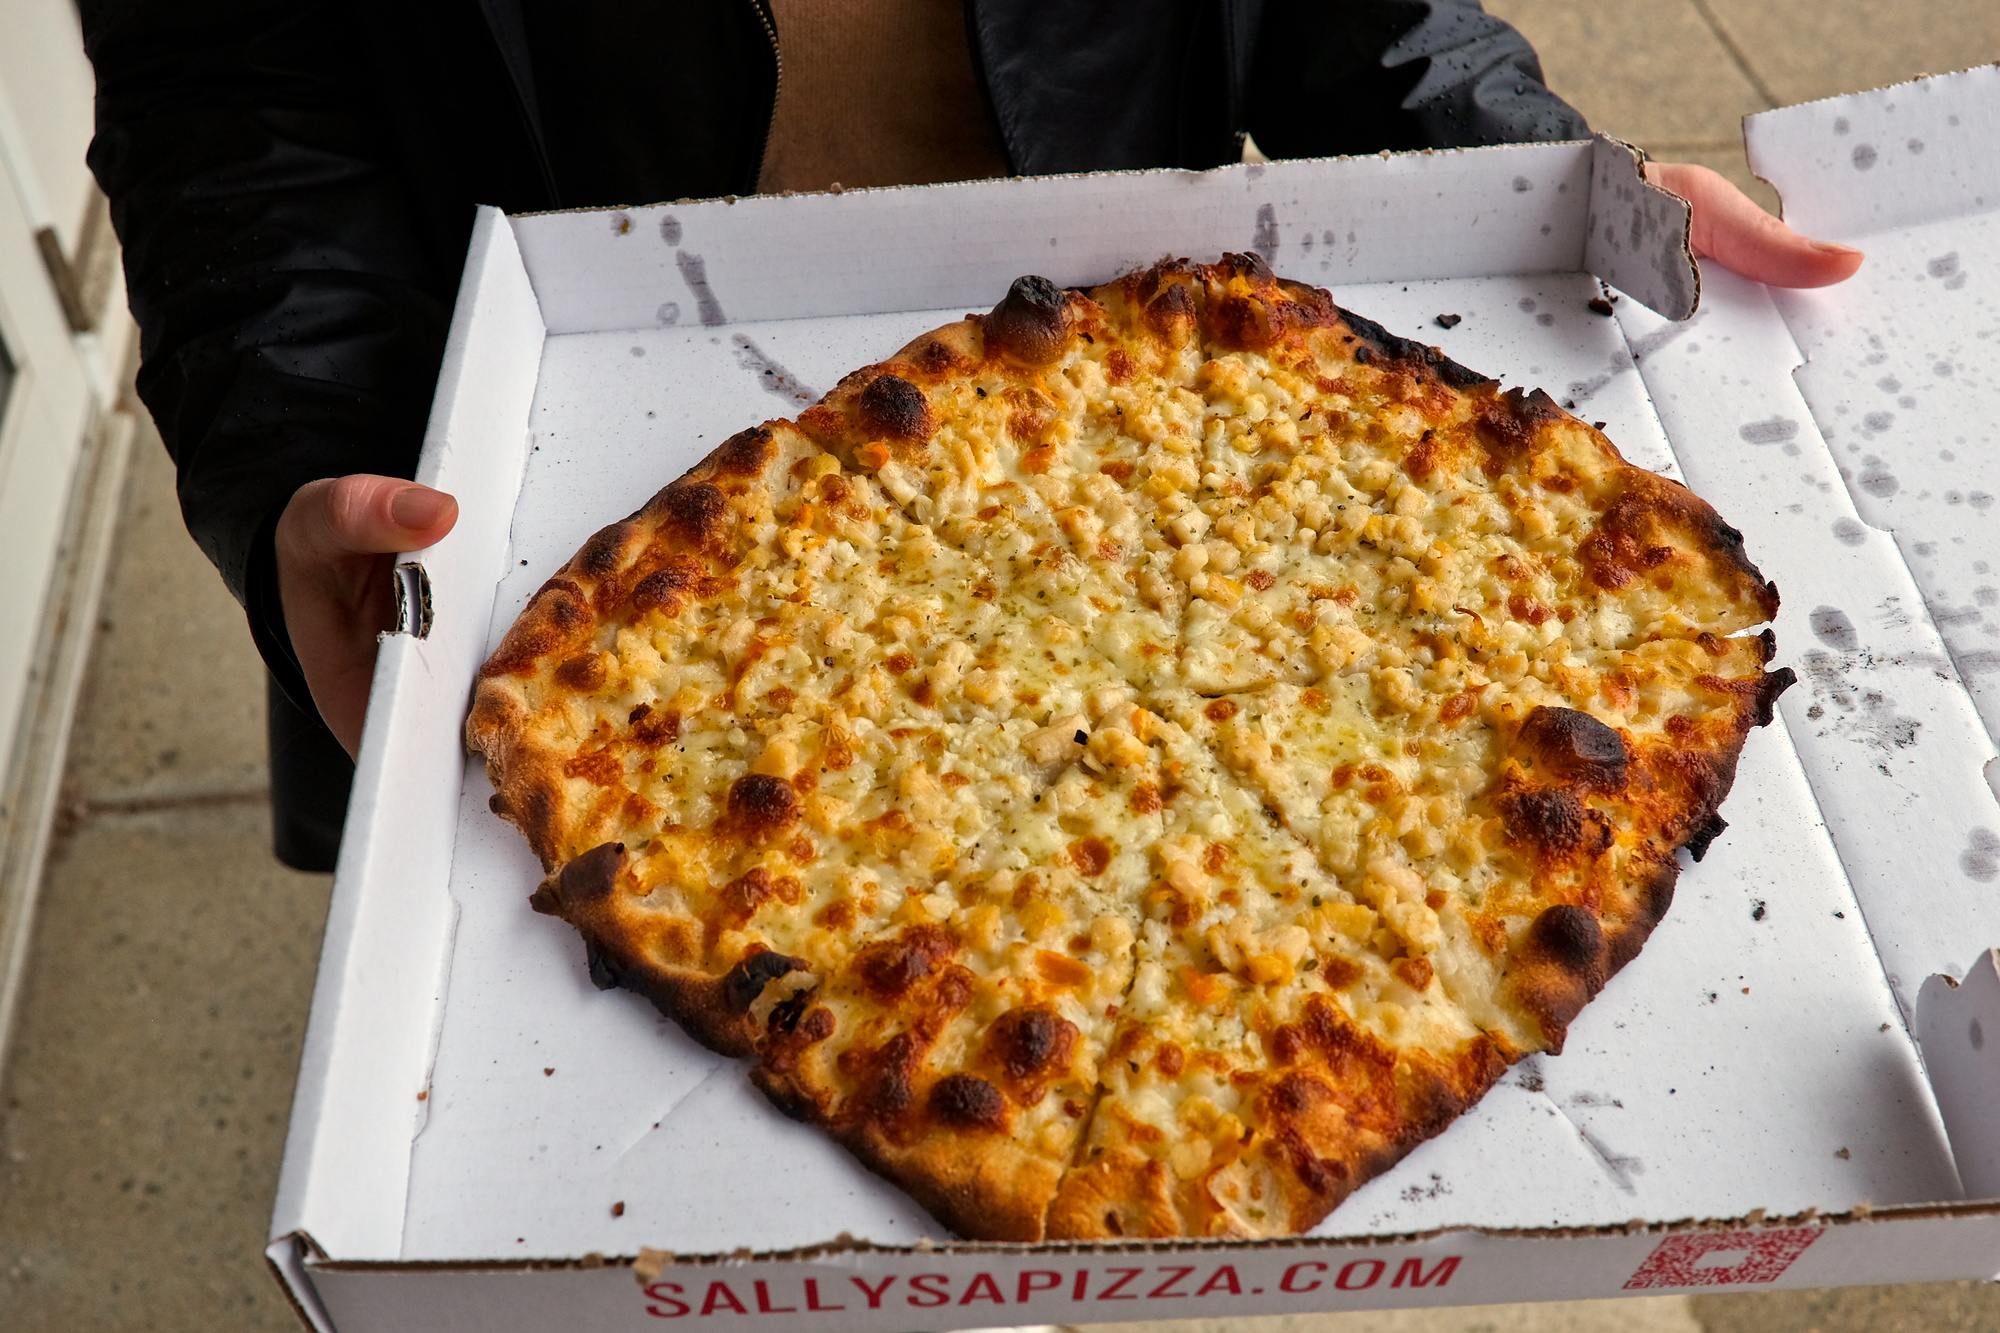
[4, 2, 1999, 1329]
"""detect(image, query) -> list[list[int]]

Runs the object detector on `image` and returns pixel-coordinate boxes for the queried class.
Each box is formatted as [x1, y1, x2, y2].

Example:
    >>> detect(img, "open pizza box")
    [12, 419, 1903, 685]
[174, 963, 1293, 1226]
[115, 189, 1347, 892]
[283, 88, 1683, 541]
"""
[264, 66, 2000, 1333]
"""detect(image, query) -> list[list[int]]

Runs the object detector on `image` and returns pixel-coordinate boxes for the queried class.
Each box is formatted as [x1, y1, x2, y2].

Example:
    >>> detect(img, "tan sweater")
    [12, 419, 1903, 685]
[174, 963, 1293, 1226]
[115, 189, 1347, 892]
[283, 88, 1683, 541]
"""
[756, 0, 1012, 194]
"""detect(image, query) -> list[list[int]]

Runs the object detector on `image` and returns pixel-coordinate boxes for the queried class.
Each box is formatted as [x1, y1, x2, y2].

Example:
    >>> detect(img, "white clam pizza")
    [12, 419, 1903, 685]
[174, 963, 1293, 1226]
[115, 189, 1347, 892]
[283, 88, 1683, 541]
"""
[466, 254, 1792, 1242]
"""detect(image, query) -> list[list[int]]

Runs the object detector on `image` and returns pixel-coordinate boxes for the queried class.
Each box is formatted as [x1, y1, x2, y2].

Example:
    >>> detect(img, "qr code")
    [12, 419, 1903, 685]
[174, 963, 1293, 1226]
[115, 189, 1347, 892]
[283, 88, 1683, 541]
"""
[1623, 1228, 1824, 1289]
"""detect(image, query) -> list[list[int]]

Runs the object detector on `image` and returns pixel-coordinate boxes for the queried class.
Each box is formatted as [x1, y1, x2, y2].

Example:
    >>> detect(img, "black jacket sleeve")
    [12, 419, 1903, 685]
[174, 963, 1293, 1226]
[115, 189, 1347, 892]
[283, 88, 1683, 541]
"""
[81, 0, 457, 707]
[970, 0, 1582, 176]
[1247, 0, 1587, 159]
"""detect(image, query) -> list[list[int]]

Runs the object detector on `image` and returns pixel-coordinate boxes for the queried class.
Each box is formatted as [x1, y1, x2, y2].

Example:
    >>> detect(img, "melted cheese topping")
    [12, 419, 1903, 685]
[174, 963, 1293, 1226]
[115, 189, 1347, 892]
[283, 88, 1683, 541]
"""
[474, 259, 1782, 1240]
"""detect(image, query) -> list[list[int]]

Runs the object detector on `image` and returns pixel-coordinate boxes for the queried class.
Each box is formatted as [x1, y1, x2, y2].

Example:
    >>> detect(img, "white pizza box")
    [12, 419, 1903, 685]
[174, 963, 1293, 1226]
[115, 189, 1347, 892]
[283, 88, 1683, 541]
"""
[263, 69, 2000, 1333]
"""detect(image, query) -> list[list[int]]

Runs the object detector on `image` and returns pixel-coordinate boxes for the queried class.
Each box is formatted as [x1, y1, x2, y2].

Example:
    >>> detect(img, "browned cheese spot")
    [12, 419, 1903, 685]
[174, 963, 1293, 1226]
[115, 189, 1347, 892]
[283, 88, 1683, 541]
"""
[983, 275, 1070, 367]
[1393, 956, 1435, 991]
[1205, 698, 1239, 722]
[1578, 485, 1698, 593]
[861, 1031, 923, 1118]
[1507, 592, 1553, 626]
[1068, 837, 1112, 876]
[710, 425, 775, 477]
[909, 338, 960, 375]
[564, 749, 622, 786]
[1272, 1080, 1352, 1192]
[1210, 291, 1286, 352]
[1245, 569, 1276, 592]
[1509, 902, 1613, 1052]
[1528, 903, 1608, 980]
[858, 373, 936, 442]
[727, 773, 801, 839]
[1403, 429, 1444, 482]
[1036, 950, 1093, 988]
[1143, 280, 1197, 339]
[555, 653, 609, 692]
[854, 923, 957, 999]
[1498, 786, 1612, 858]
[722, 867, 802, 922]
[799, 1007, 835, 1043]
[1268, 995, 1396, 1094]
[479, 580, 592, 678]
[933, 963, 976, 1015]
[1516, 706, 1629, 793]
[1696, 668, 1798, 727]
[1472, 387, 1562, 476]
[631, 557, 707, 618]
[1129, 783, 1162, 814]
[985, 1006, 1079, 1084]
[661, 481, 728, 545]
[1006, 386, 1055, 443]
[554, 841, 627, 909]
[1439, 690, 1480, 725]
[1270, 1070, 1335, 1119]
[928, 1073, 1009, 1132]
[577, 522, 636, 579]
[631, 706, 681, 746]
[1317, 955, 1363, 990]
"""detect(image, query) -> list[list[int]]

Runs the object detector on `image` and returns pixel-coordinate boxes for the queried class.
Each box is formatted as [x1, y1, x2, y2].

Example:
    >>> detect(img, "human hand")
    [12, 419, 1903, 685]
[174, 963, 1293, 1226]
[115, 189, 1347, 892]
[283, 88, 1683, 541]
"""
[1644, 162, 1863, 288]
[275, 475, 459, 758]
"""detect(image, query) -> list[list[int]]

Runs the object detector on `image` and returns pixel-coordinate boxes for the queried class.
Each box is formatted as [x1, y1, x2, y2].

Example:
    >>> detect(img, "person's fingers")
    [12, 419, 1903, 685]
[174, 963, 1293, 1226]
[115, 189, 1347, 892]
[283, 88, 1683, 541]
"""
[284, 474, 458, 564]
[1645, 162, 1864, 288]
[274, 475, 459, 758]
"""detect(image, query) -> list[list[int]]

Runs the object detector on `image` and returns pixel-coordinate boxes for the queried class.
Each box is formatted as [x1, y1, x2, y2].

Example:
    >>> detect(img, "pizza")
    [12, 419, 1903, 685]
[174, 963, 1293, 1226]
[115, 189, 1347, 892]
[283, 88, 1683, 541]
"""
[466, 254, 1792, 1242]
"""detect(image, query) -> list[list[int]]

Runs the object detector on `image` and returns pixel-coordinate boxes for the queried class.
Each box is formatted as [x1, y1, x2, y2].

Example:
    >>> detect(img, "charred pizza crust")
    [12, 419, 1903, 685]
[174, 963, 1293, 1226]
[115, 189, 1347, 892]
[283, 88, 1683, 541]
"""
[468, 254, 1792, 1242]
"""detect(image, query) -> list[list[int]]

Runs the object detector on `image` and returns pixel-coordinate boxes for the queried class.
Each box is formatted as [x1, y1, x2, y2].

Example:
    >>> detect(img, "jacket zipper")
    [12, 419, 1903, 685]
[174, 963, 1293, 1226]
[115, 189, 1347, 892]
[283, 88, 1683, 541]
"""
[746, 0, 783, 189]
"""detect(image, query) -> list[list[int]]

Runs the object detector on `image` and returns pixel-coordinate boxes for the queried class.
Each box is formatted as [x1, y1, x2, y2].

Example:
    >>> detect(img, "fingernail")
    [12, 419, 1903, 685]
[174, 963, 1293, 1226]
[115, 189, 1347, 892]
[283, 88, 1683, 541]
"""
[1812, 240, 1863, 257]
[391, 486, 450, 529]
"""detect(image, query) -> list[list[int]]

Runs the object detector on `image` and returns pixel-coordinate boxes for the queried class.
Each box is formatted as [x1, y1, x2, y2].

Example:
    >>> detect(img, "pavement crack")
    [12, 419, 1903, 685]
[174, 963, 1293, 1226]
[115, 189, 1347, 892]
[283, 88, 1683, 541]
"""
[1686, 0, 1780, 110]
[51, 787, 269, 846]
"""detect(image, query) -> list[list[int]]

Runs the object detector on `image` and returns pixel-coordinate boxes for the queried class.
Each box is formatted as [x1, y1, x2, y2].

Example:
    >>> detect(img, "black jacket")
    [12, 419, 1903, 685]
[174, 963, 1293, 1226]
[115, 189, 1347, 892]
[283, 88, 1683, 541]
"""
[81, 0, 1585, 713]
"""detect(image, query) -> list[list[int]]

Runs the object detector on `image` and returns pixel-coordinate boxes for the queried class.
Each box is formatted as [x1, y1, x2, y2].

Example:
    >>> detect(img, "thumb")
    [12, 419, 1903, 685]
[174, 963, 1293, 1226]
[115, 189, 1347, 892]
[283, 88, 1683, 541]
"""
[286, 475, 459, 563]
[1646, 162, 1864, 289]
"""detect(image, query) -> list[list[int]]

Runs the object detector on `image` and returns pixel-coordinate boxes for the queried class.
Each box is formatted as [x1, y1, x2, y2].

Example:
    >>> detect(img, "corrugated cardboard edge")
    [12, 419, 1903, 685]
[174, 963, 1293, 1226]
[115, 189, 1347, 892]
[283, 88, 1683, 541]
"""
[1919, 951, 2000, 1198]
[289, 1201, 2000, 1276]
[267, 1232, 337, 1333]
[1745, 61, 2000, 239]
[1584, 135, 1698, 321]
